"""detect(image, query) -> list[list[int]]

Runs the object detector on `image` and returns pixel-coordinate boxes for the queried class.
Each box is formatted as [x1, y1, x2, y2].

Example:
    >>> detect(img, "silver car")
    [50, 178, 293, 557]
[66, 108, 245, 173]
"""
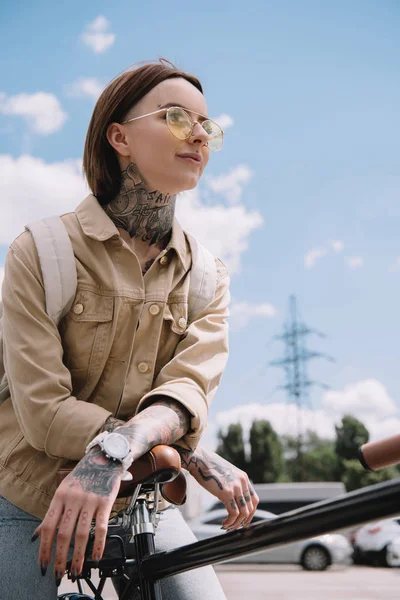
[188, 508, 353, 571]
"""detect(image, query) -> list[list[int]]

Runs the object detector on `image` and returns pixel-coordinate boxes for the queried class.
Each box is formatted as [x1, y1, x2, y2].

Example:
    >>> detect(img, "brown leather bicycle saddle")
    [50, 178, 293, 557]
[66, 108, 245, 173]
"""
[56, 445, 187, 506]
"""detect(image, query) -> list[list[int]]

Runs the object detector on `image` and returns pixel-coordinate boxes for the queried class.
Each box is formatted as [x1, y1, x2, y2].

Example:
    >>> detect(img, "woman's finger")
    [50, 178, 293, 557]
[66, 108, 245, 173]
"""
[91, 504, 112, 565]
[38, 501, 64, 575]
[69, 505, 97, 577]
[226, 492, 250, 530]
[221, 495, 240, 529]
[242, 484, 260, 526]
[53, 505, 82, 585]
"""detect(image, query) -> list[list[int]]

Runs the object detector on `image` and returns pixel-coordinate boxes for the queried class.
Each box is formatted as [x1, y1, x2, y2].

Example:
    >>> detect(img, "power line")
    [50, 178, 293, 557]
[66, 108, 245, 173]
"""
[269, 295, 335, 479]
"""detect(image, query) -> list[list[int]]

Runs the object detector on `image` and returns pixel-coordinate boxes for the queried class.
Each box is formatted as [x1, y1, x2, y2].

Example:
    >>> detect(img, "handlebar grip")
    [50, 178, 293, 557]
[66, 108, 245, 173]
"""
[359, 434, 400, 471]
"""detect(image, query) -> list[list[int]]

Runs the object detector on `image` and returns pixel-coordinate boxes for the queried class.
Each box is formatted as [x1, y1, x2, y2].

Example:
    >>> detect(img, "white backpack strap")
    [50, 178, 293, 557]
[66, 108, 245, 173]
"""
[25, 216, 77, 324]
[185, 233, 217, 323]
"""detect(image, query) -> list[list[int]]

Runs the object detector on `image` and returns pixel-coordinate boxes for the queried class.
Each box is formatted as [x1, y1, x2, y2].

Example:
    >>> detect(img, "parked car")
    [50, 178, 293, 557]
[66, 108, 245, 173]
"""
[353, 517, 400, 566]
[188, 508, 353, 571]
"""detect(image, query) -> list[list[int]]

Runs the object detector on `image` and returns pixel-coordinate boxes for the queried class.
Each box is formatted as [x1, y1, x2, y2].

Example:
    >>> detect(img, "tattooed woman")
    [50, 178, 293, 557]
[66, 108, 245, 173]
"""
[0, 59, 259, 599]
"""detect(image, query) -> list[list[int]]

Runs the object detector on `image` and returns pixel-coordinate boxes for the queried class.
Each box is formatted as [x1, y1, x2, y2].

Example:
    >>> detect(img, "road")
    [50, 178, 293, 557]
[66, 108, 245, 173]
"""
[59, 565, 400, 599]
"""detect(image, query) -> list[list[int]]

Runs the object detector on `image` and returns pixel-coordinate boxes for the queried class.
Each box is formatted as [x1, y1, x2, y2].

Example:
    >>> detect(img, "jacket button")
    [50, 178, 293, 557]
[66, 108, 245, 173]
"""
[178, 317, 186, 329]
[138, 362, 149, 373]
[73, 303, 84, 315]
[149, 304, 160, 316]
[159, 256, 168, 265]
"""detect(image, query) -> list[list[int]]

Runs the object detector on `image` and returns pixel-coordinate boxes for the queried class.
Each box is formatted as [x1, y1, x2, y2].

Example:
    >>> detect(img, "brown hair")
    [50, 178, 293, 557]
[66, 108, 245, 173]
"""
[83, 59, 203, 205]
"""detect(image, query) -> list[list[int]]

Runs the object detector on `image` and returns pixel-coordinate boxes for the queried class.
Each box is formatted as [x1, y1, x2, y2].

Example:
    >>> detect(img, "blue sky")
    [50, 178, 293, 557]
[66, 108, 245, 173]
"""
[1, 0, 399, 448]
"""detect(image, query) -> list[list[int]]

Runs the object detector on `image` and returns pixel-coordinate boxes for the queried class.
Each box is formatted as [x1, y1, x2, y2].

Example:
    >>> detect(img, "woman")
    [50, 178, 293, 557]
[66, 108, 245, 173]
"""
[0, 59, 259, 599]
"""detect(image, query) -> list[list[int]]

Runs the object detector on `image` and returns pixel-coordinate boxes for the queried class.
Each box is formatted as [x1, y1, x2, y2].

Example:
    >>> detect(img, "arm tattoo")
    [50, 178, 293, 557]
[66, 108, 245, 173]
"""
[113, 397, 191, 461]
[67, 448, 122, 497]
[101, 416, 125, 433]
[104, 163, 176, 245]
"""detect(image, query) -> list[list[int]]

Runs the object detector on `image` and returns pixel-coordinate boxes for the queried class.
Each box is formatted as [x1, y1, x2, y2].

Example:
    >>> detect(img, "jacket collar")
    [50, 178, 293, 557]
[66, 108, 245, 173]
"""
[75, 194, 190, 271]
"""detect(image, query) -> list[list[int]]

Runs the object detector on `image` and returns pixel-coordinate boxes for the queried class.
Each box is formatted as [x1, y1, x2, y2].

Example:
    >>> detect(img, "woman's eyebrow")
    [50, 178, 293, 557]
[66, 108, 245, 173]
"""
[158, 102, 209, 120]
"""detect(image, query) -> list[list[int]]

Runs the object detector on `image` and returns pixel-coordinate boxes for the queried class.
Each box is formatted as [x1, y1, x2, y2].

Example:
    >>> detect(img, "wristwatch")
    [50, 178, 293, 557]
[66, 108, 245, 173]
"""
[85, 431, 134, 481]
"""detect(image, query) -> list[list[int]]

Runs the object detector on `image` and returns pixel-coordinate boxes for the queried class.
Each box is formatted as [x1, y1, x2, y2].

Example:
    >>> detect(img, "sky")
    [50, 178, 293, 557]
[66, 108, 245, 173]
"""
[1, 0, 399, 452]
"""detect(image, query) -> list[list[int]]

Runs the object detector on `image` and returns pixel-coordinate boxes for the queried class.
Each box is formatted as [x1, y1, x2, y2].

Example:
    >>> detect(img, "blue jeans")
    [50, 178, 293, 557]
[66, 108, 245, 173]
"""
[0, 496, 226, 599]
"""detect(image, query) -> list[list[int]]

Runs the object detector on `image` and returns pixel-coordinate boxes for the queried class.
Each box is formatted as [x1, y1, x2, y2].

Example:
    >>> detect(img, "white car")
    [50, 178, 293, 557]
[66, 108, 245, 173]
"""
[188, 509, 353, 571]
[354, 517, 400, 566]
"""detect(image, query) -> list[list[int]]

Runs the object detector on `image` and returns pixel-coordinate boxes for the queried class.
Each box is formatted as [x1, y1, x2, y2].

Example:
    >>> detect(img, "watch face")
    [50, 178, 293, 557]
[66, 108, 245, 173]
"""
[103, 433, 130, 460]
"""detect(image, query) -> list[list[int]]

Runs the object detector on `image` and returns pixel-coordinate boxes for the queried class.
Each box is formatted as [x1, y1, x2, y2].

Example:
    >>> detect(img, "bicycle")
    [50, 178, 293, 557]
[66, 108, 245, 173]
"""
[56, 438, 400, 600]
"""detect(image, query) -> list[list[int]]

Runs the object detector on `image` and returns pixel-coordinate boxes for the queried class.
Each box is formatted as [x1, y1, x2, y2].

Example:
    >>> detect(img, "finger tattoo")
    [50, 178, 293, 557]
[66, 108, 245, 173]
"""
[230, 499, 236, 510]
[238, 496, 246, 507]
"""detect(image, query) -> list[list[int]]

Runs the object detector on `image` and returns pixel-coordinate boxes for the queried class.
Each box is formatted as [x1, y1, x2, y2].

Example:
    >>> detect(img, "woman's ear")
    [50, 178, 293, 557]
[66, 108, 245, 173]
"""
[106, 123, 131, 157]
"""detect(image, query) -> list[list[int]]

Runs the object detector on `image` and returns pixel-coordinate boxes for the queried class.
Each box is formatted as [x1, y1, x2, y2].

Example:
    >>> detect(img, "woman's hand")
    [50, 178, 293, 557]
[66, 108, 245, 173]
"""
[177, 446, 259, 531]
[33, 449, 123, 586]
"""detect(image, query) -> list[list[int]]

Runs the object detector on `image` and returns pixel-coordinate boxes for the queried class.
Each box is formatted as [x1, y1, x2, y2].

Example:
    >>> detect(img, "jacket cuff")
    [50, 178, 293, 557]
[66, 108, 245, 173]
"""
[136, 383, 208, 452]
[45, 398, 112, 460]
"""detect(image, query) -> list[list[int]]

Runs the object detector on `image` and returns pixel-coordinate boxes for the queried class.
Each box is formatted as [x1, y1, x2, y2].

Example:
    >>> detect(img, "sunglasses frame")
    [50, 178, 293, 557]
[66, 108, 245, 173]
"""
[120, 106, 224, 151]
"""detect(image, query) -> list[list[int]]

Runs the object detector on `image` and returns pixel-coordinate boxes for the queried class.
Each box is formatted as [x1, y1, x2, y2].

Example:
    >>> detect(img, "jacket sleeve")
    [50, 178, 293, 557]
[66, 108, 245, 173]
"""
[2, 235, 112, 460]
[136, 259, 230, 451]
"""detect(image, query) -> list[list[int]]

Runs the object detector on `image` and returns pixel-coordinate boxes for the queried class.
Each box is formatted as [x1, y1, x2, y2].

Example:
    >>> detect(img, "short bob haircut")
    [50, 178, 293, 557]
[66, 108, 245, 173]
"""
[83, 59, 203, 205]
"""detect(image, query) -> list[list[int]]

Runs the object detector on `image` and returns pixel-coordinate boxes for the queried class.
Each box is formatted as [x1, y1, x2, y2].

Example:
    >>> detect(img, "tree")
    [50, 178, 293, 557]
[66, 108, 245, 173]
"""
[301, 446, 340, 482]
[216, 423, 247, 472]
[335, 415, 369, 461]
[282, 430, 339, 482]
[248, 420, 284, 483]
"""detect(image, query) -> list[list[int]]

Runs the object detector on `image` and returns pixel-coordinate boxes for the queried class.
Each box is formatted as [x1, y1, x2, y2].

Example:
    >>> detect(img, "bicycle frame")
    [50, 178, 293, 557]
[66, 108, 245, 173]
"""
[61, 477, 400, 600]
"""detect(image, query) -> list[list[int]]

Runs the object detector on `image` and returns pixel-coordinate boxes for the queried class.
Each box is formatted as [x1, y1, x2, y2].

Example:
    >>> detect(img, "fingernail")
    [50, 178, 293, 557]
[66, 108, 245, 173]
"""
[40, 563, 47, 576]
[71, 572, 77, 583]
[55, 572, 63, 587]
[31, 531, 39, 542]
[220, 526, 227, 530]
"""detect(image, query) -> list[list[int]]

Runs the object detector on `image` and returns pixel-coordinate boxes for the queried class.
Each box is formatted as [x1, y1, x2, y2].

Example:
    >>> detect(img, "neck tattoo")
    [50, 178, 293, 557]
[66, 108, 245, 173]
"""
[104, 163, 176, 246]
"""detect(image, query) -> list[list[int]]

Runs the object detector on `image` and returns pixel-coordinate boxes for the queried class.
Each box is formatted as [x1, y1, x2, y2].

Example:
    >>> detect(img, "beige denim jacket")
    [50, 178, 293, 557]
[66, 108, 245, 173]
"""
[0, 195, 230, 519]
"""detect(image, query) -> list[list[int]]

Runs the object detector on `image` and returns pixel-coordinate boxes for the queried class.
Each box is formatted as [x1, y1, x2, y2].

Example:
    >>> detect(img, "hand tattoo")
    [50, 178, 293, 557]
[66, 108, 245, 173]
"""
[104, 163, 176, 245]
[67, 448, 122, 497]
[175, 446, 235, 491]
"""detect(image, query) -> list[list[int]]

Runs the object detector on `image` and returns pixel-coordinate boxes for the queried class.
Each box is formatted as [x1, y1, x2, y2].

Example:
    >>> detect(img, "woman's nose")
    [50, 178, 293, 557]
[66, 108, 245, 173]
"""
[190, 121, 209, 145]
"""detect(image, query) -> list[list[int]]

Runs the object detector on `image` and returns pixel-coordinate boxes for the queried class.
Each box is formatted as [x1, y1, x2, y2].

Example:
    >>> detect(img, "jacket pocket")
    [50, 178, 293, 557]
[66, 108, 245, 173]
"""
[59, 289, 114, 373]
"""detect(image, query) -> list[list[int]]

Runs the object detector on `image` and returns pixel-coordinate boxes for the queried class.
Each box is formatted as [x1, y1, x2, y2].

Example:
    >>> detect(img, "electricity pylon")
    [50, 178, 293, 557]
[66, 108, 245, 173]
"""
[270, 295, 334, 480]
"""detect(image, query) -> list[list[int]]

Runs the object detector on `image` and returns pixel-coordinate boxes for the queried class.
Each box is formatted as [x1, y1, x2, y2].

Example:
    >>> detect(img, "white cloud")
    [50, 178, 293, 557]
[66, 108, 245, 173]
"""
[81, 16, 115, 53]
[207, 164, 253, 204]
[206, 378, 400, 451]
[346, 256, 364, 269]
[67, 77, 104, 101]
[331, 240, 344, 253]
[304, 247, 328, 269]
[229, 299, 277, 330]
[0, 155, 88, 245]
[213, 113, 233, 130]
[0, 156, 263, 277]
[322, 379, 396, 421]
[0, 92, 67, 135]
[176, 187, 263, 274]
[389, 256, 400, 272]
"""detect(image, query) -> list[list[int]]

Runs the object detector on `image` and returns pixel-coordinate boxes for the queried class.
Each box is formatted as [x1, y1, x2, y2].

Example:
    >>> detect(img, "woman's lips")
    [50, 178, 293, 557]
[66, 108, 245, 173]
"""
[176, 154, 202, 166]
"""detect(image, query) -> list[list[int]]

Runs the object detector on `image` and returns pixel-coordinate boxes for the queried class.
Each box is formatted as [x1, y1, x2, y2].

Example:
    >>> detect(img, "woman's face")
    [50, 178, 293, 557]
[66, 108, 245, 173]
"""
[109, 77, 211, 194]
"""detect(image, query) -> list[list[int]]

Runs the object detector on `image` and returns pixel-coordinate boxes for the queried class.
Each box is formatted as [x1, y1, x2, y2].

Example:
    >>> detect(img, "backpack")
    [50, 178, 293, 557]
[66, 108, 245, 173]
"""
[0, 216, 217, 405]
